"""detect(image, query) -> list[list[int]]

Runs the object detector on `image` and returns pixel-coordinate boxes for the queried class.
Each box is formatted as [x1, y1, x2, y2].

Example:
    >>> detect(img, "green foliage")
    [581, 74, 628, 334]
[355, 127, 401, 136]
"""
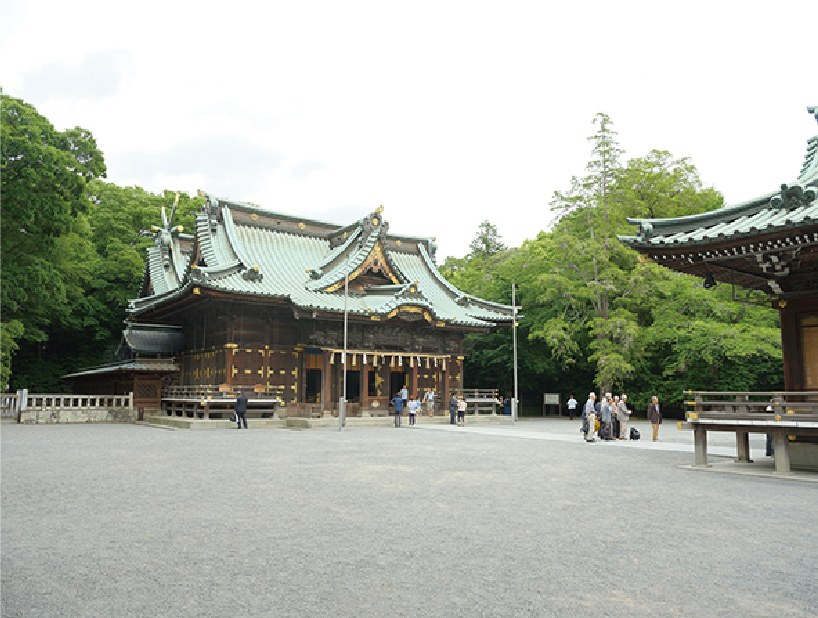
[1, 94, 107, 345]
[468, 220, 507, 259]
[1, 321, 24, 390]
[1, 95, 203, 391]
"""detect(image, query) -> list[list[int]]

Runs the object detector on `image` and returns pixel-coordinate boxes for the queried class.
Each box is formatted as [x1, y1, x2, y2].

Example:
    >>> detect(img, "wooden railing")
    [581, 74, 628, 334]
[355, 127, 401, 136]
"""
[450, 388, 501, 415]
[684, 391, 818, 419]
[163, 385, 284, 399]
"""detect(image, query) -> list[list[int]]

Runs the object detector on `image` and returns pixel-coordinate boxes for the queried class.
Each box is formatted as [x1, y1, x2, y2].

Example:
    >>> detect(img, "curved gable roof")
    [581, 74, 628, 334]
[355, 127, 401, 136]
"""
[129, 197, 515, 327]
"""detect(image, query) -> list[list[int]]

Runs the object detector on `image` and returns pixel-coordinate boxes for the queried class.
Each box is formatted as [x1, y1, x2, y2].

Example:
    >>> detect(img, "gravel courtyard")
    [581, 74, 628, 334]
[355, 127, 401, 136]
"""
[2, 421, 816, 618]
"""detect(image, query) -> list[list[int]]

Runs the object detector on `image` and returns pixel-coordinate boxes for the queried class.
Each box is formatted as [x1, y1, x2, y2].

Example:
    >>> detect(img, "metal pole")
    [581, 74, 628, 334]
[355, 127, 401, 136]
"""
[340, 251, 349, 431]
[512, 283, 518, 423]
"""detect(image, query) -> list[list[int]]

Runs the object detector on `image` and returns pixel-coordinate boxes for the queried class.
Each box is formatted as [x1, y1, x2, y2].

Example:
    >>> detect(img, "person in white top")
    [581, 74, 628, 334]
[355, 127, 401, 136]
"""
[617, 395, 632, 440]
[567, 395, 577, 420]
[424, 389, 435, 417]
[456, 397, 467, 427]
[408, 398, 418, 426]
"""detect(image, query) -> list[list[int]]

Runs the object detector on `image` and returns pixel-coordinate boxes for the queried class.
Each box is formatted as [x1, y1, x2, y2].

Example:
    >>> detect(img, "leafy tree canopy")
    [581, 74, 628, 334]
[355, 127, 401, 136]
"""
[468, 220, 507, 259]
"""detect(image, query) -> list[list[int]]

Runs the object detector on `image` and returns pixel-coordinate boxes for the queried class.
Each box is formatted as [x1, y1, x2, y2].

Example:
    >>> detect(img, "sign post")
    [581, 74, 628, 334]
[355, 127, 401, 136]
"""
[543, 393, 561, 416]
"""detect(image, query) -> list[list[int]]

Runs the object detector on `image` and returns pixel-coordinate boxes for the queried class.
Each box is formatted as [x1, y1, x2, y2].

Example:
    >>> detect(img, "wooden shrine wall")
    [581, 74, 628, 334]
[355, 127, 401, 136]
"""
[174, 300, 468, 408]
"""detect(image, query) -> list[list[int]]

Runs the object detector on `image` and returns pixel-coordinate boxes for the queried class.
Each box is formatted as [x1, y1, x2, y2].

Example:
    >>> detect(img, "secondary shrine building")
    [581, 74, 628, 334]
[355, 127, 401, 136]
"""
[124, 196, 514, 414]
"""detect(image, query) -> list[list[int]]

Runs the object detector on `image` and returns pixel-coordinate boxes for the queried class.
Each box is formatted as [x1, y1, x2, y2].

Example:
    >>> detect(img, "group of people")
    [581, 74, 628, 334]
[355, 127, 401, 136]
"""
[390, 389, 468, 428]
[389, 387, 439, 427]
[566, 392, 662, 442]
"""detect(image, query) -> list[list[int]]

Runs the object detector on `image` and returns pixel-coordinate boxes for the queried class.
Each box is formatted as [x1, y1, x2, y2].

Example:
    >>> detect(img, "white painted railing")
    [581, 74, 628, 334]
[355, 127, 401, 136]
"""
[7, 391, 134, 423]
[1, 392, 19, 418]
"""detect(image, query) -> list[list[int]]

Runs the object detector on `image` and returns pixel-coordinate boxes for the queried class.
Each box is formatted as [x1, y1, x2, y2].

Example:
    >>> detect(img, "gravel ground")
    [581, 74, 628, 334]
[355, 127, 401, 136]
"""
[2, 421, 816, 618]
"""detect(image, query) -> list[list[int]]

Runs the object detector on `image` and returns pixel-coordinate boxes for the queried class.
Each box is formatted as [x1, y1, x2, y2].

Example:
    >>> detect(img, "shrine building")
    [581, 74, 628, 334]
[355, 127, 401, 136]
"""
[109, 195, 514, 415]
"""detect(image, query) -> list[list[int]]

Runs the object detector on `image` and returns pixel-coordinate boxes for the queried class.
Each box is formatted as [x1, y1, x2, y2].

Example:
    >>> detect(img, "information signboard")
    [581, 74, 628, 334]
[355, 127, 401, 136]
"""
[542, 393, 561, 416]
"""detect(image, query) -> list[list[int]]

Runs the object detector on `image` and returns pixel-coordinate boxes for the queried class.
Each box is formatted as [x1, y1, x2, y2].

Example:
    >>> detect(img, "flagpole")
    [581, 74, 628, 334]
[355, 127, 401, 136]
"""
[512, 283, 519, 423]
[340, 250, 349, 431]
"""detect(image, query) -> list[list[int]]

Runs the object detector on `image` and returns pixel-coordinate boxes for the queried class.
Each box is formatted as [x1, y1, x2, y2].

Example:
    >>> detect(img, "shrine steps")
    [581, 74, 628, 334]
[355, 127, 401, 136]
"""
[143, 414, 513, 430]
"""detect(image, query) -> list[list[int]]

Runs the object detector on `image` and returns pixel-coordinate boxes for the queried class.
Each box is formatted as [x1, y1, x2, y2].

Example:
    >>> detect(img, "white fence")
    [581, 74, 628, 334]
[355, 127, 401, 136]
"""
[2, 390, 135, 423]
[1, 392, 20, 418]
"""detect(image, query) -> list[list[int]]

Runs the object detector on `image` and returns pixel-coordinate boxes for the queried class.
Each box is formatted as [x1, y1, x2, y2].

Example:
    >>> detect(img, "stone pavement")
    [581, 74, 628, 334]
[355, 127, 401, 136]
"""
[2, 420, 816, 618]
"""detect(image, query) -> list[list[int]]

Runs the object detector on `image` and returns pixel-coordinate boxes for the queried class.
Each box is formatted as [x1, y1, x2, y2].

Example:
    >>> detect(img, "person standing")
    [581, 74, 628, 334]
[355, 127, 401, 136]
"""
[390, 393, 404, 428]
[647, 396, 662, 441]
[617, 395, 632, 440]
[583, 392, 596, 442]
[567, 395, 577, 420]
[611, 395, 621, 439]
[235, 391, 249, 429]
[408, 398, 418, 426]
[400, 385, 408, 408]
[449, 394, 458, 425]
[424, 389, 435, 417]
[600, 395, 613, 441]
[456, 397, 467, 427]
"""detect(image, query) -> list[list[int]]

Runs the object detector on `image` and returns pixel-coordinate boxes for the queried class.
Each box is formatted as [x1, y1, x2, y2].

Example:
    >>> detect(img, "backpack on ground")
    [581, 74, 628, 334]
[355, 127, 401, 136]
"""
[630, 427, 640, 441]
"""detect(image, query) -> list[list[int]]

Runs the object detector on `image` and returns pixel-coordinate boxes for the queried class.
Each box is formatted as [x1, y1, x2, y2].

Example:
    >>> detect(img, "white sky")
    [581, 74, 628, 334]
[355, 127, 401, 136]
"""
[3, 0, 817, 260]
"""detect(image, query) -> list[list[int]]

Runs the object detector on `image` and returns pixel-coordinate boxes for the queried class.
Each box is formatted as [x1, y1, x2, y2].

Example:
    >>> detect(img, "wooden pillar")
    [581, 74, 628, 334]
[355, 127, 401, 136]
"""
[322, 351, 333, 417]
[442, 359, 450, 402]
[735, 431, 752, 463]
[778, 302, 801, 392]
[693, 424, 710, 468]
[361, 355, 370, 416]
[225, 345, 236, 387]
[411, 356, 418, 399]
[772, 432, 792, 476]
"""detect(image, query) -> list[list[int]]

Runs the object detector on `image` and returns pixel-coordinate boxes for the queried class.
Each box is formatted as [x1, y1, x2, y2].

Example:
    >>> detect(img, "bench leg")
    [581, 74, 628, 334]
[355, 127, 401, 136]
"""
[693, 425, 711, 468]
[734, 431, 753, 463]
[772, 432, 792, 476]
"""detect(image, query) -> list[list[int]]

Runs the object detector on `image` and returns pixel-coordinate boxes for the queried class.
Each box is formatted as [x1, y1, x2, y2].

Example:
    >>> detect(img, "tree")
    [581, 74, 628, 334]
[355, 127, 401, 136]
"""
[1, 94, 106, 384]
[468, 220, 507, 259]
[613, 150, 723, 227]
[539, 113, 630, 395]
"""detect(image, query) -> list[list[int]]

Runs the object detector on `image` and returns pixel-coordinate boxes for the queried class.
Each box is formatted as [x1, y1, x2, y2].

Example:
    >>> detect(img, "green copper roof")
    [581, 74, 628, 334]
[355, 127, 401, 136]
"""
[129, 198, 515, 327]
[619, 106, 818, 249]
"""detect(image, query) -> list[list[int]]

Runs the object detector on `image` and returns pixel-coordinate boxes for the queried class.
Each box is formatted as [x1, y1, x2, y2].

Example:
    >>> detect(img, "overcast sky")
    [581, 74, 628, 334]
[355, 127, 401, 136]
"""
[3, 0, 816, 260]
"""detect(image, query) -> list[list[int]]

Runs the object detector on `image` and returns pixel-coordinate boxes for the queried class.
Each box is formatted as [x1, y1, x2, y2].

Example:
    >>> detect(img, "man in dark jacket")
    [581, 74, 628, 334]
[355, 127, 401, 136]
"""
[235, 391, 249, 429]
[390, 394, 404, 428]
[449, 394, 458, 425]
[647, 396, 662, 441]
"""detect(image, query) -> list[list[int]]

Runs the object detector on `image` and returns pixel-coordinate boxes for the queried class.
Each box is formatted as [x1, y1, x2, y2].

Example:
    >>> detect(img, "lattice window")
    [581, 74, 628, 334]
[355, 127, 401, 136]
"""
[136, 383, 159, 400]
